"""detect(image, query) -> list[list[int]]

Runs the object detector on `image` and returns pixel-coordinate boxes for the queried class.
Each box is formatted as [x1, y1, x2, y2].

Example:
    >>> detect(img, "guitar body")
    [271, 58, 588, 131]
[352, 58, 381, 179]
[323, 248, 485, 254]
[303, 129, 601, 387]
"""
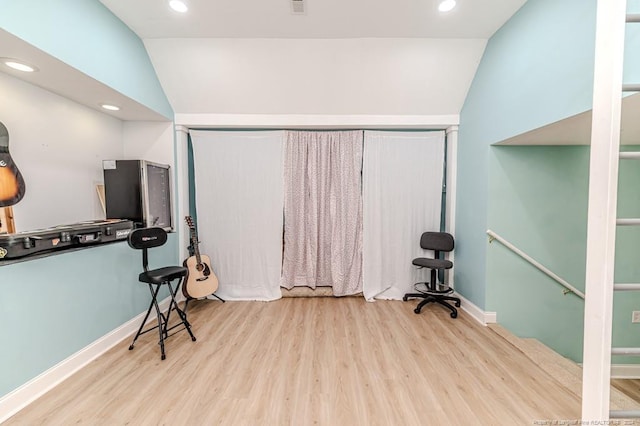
[183, 254, 219, 298]
[0, 122, 26, 207]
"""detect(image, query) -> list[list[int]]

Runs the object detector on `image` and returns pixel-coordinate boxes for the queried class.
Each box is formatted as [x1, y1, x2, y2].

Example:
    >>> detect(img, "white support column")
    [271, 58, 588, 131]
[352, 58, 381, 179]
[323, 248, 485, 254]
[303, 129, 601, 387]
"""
[174, 125, 190, 264]
[582, 0, 627, 421]
[445, 126, 458, 284]
[445, 126, 458, 237]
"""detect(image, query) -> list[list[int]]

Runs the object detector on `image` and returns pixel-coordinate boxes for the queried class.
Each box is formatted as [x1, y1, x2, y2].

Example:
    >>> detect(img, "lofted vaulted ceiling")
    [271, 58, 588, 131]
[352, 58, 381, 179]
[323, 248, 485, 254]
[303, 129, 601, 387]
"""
[100, 0, 528, 118]
[100, 0, 527, 39]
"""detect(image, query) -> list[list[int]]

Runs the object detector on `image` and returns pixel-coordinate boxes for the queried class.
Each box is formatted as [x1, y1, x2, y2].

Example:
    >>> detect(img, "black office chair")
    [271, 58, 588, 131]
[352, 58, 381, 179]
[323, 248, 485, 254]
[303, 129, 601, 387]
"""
[128, 227, 196, 360]
[403, 231, 460, 318]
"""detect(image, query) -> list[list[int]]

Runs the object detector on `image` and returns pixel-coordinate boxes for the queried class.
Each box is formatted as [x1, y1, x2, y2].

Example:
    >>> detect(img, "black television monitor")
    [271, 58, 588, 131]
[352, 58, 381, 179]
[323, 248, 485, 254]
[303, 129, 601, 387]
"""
[103, 160, 173, 231]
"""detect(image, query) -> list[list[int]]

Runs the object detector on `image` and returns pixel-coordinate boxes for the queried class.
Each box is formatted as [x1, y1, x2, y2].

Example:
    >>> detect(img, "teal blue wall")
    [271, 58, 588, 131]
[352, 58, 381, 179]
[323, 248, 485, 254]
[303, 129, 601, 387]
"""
[488, 146, 640, 363]
[0, 0, 173, 118]
[0, 239, 175, 396]
[0, 0, 178, 398]
[458, 0, 640, 362]
[456, 0, 597, 310]
[487, 147, 587, 361]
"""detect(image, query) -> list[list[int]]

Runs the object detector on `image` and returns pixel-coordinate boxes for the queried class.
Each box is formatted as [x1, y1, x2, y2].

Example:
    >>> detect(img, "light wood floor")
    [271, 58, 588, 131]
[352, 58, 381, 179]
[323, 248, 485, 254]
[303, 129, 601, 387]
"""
[6, 298, 587, 425]
[613, 379, 640, 405]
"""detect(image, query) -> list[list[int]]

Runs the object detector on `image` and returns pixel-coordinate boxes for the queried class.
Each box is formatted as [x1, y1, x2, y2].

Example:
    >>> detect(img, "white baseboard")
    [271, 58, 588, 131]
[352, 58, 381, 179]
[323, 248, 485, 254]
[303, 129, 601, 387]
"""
[0, 297, 172, 424]
[611, 364, 640, 379]
[457, 292, 497, 325]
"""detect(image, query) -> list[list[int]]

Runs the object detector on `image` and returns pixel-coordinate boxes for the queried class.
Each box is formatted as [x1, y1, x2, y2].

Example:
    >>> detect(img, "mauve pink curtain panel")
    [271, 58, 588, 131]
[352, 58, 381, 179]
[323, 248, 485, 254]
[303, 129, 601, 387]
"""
[281, 130, 363, 296]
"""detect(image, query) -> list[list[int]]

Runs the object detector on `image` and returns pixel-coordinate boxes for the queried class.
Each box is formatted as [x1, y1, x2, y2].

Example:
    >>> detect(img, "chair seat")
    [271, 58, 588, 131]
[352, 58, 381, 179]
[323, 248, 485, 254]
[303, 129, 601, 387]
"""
[412, 257, 453, 269]
[139, 266, 188, 285]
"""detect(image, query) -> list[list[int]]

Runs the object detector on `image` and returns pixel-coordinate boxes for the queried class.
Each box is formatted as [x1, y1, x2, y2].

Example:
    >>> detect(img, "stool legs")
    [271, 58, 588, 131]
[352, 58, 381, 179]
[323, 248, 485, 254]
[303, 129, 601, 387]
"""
[128, 279, 196, 360]
[151, 289, 167, 360]
[129, 284, 162, 351]
[404, 285, 461, 319]
[413, 295, 460, 318]
[166, 281, 196, 343]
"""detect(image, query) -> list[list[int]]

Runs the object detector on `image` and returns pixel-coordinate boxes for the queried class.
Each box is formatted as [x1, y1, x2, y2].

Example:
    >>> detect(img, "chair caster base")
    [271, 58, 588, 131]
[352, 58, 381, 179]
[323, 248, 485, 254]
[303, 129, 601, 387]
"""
[161, 354, 166, 360]
[403, 296, 409, 302]
[191, 336, 197, 342]
[414, 307, 421, 314]
[128, 345, 134, 350]
[450, 311, 458, 318]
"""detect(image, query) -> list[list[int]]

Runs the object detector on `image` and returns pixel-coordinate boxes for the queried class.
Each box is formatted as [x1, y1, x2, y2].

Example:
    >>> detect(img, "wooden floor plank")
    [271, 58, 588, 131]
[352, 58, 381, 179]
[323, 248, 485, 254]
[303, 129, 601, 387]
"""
[6, 298, 584, 425]
[612, 379, 640, 405]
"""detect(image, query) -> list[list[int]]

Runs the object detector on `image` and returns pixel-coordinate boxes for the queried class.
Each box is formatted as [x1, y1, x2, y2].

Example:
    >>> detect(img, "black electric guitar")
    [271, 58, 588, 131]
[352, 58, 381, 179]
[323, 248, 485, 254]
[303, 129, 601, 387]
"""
[183, 216, 219, 299]
[0, 121, 26, 207]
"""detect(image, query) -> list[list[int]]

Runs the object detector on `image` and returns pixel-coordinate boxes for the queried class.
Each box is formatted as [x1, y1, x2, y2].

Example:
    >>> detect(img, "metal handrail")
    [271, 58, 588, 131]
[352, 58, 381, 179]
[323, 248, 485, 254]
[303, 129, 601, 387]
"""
[486, 229, 585, 299]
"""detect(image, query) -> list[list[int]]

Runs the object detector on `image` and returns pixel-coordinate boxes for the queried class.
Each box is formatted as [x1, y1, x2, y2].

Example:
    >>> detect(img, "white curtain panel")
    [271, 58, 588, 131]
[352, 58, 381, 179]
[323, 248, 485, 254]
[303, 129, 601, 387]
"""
[189, 130, 284, 301]
[362, 130, 445, 301]
[281, 130, 363, 296]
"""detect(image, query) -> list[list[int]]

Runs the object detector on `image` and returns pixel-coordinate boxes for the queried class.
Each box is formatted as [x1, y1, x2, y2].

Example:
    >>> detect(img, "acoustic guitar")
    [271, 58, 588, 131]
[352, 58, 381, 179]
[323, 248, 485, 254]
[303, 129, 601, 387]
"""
[0, 121, 26, 207]
[183, 216, 219, 299]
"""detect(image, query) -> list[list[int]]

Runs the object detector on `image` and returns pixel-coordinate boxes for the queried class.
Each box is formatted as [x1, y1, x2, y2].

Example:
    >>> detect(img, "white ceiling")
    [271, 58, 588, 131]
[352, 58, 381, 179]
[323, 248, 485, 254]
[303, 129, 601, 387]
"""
[0, 29, 168, 122]
[1, 1, 528, 122]
[144, 37, 488, 116]
[100, 0, 527, 40]
[101, 0, 528, 117]
[496, 93, 640, 145]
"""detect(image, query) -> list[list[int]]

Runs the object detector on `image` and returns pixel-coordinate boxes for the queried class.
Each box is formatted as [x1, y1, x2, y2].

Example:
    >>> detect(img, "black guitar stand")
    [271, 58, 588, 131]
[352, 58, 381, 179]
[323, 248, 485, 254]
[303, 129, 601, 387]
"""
[183, 292, 226, 314]
[210, 293, 226, 302]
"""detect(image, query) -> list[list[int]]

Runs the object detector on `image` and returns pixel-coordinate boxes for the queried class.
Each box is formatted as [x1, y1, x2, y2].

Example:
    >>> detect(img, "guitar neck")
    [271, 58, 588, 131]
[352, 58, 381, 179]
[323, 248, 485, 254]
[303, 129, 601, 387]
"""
[0, 123, 8, 150]
[191, 227, 202, 264]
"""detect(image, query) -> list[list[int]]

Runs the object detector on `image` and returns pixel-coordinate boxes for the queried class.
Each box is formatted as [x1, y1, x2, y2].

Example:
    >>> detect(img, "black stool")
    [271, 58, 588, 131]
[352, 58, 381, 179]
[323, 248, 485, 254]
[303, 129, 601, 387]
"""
[128, 227, 196, 360]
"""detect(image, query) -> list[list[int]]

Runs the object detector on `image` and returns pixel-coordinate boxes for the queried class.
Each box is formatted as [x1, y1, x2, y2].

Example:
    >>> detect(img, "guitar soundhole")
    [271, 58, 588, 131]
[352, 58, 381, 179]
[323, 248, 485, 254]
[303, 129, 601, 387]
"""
[196, 262, 211, 276]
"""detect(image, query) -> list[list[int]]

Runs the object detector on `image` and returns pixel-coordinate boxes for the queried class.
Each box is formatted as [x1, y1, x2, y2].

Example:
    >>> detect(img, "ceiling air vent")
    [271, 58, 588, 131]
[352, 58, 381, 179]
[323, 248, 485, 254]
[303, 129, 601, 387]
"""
[291, 0, 305, 14]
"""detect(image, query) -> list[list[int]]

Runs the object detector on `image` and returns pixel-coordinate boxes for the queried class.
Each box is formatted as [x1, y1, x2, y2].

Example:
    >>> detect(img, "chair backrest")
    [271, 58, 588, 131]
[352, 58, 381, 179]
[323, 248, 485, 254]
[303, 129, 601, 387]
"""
[128, 227, 168, 271]
[128, 227, 168, 249]
[420, 232, 454, 252]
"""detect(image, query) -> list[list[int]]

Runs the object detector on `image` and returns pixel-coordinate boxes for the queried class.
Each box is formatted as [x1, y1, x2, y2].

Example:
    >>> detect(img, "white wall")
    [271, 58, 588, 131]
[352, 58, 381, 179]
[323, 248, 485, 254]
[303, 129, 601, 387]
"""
[122, 121, 174, 167]
[144, 38, 487, 115]
[0, 72, 124, 232]
[122, 120, 177, 234]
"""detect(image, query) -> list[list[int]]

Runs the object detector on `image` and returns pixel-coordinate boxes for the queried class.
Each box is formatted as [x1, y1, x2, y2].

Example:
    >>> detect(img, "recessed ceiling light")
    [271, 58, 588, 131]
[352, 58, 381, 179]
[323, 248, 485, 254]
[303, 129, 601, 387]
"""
[438, 0, 457, 12]
[169, 0, 188, 13]
[1, 58, 38, 73]
[100, 104, 120, 111]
